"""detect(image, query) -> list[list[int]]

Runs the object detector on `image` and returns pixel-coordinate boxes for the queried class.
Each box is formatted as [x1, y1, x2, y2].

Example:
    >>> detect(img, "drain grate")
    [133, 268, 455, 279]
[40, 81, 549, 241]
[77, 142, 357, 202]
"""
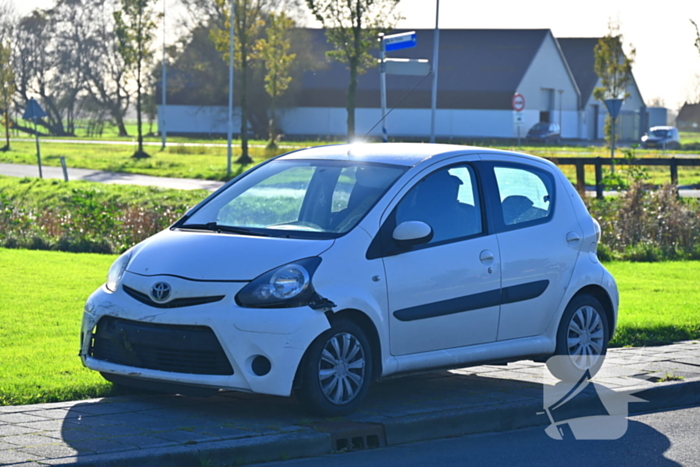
[311, 420, 386, 451]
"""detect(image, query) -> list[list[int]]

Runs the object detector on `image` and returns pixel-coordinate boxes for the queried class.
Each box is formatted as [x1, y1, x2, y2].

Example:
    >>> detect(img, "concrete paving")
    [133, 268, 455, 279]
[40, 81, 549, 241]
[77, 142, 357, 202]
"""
[2, 162, 699, 198]
[1, 341, 699, 466]
[0, 163, 224, 192]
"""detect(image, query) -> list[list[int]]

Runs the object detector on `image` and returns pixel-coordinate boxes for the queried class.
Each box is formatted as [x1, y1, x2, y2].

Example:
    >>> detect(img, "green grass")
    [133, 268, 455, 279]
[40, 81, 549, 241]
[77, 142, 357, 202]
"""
[607, 262, 700, 347]
[0, 175, 209, 210]
[0, 249, 119, 405]
[1, 248, 699, 406]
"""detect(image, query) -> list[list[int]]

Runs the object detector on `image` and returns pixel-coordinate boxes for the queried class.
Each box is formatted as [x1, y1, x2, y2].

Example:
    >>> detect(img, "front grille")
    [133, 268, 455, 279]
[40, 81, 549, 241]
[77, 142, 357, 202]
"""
[90, 316, 234, 375]
[123, 285, 225, 309]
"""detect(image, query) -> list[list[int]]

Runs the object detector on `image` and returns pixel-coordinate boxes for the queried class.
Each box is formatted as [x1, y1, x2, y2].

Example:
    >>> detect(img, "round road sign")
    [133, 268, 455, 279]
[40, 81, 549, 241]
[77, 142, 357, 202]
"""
[512, 93, 525, 112]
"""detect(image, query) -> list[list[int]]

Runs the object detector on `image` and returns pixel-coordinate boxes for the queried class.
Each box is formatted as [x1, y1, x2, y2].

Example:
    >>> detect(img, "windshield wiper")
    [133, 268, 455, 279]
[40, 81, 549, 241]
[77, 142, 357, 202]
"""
[180, 222, 270, 237]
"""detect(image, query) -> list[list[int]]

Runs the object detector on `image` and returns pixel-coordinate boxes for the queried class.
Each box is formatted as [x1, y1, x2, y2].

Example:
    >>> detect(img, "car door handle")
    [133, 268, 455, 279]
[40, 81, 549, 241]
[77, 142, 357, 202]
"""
[479, 250, 495, 263]
[566, 232, 582, 243]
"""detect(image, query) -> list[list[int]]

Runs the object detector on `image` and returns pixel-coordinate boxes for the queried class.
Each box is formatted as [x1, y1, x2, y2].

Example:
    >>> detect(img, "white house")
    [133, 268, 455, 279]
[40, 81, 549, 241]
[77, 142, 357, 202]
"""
[159, 29, 645, 142]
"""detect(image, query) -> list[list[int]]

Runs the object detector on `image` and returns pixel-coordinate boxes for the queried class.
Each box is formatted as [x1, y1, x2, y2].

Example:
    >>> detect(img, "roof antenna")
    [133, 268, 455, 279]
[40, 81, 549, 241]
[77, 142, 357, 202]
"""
[364, 71, 433, 140]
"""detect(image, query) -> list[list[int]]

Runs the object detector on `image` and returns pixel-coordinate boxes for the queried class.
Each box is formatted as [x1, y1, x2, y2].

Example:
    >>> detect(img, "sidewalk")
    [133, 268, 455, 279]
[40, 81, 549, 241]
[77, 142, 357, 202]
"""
[1, 342, 699, 466]
[0, 163, 224, 192]
[2, 163, 699, 198]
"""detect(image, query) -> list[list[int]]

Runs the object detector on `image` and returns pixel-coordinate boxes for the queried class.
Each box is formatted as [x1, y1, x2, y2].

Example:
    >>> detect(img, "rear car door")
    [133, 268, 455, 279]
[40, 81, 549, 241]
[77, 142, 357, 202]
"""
[481, 159, 583, 341]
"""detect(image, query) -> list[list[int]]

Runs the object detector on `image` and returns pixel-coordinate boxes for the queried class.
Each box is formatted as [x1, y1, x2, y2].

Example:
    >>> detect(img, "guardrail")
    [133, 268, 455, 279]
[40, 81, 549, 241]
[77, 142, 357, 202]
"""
[545, 157, 700, 199]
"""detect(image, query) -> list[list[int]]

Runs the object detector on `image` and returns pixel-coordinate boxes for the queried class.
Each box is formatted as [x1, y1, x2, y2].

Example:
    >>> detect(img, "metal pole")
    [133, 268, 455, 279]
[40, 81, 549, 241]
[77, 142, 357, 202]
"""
[160, 0, 167, 150]
[60, 156, 68, 182]
[379, 33, 387, 143]
[429, 0, 440, 143]
[226, 0, 235, 178]
[558, 89, 563, 132]
[33, 119, 42, 179]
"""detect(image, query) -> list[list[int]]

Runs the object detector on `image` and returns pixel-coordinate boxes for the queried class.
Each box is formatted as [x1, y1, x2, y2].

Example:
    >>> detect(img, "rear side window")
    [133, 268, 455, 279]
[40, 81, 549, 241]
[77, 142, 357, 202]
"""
[493, 165, 554, 228]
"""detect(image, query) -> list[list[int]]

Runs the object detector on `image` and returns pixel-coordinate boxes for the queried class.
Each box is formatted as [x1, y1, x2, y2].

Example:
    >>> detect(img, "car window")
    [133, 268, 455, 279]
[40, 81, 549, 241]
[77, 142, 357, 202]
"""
[184, 160, 405, 238]
[395, 165, 482, 244]
[494, 166, 553, 227]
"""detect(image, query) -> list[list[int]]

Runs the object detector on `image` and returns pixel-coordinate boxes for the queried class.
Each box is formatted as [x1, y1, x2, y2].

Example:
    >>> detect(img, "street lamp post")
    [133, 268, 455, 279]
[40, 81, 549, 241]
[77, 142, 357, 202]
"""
[558, 89, 563, 136]
[226, 0, 235, 178]
[160, 0, 167, 150]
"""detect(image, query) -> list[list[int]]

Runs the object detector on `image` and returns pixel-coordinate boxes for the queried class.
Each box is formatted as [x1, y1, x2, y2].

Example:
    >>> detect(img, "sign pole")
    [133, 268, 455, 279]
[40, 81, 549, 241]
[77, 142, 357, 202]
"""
[33, 118, 42, 179]
[430, 0, 440, 143]
[379, 33, 388, 142]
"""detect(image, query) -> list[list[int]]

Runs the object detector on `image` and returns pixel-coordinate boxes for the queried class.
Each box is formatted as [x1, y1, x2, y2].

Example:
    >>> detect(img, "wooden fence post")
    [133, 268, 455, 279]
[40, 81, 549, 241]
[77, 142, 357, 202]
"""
[595, 158, 604, 199]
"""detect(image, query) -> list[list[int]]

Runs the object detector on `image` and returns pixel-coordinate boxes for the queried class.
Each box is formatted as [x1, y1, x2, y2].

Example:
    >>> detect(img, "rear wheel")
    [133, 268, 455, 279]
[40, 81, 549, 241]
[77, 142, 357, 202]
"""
[547, 294, 609, 381]
[297, 319, 372, 416]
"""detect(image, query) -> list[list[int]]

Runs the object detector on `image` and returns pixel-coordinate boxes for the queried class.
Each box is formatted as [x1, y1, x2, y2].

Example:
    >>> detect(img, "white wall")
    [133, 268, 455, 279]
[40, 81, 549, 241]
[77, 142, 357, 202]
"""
[159, 105, 584, 140]
[158, 105, 241, 135]
[516, 33, 580, 138]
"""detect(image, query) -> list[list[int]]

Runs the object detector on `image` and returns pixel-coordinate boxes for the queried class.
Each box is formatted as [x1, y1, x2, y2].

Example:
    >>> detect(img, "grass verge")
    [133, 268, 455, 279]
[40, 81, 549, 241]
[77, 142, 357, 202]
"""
[0, 249, 698, 406]
[1, 139, 699, 186]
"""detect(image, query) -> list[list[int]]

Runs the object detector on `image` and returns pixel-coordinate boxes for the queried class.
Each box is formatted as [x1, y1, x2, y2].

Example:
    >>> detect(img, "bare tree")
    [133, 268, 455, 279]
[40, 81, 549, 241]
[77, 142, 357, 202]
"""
[114, 0, 160, 158]
[0, 39, 14, 150]
[255, 12, 295, 149]
[211, 0, 274, 164]
[83, 0, 131, 137]
[305, 0, 401, 139]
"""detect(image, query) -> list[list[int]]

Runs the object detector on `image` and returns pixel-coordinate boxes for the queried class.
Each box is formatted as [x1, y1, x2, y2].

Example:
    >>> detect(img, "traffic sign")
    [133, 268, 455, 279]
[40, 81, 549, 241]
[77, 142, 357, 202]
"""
[513, 111, 525, 124]
[22, 98, 47, 121]
[384, 58, 430, 76]
[383, 31, 417, 52]
[604, 98, 623, 119]
[512, 93, 525, 112]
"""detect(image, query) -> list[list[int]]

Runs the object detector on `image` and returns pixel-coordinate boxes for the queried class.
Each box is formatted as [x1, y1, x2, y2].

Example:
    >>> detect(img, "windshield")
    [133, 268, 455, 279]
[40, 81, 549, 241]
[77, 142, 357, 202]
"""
[181, 159, 406, 239]
[650, 129, 669, 138]
[530, 122, 549, 131]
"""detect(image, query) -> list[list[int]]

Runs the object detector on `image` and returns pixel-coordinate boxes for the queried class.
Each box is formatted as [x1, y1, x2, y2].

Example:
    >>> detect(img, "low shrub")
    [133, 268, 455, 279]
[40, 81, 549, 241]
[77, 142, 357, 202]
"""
[0, 178, 208, 254]
[587, 182, 700, 261]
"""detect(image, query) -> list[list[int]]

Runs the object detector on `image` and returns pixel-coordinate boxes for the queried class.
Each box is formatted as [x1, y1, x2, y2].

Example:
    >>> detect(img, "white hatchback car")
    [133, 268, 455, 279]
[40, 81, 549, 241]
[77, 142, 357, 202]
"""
[80, 143, 618, 415]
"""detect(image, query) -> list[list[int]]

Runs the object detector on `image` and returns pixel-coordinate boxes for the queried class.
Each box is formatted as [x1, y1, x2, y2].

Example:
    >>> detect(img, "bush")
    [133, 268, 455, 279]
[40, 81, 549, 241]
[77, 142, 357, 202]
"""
[587, 182, 700, 261]
[0, 179, 207, 254]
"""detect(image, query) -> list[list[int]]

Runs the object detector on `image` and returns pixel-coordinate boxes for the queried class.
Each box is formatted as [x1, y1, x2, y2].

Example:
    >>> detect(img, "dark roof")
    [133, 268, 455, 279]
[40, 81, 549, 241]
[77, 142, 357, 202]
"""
[677, 103, 700, 123]
[557, 38, 600, 103]
[299, 28, 551, 110]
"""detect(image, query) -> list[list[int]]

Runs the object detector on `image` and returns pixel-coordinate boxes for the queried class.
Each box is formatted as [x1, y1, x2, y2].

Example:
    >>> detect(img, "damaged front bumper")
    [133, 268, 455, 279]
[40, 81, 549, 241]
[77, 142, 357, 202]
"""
[80, 279, 331, 397]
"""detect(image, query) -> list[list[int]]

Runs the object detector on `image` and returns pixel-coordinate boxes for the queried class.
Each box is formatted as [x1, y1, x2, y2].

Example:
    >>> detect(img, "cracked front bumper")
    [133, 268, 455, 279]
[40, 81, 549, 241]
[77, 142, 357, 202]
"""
[80, 281, 331, 397]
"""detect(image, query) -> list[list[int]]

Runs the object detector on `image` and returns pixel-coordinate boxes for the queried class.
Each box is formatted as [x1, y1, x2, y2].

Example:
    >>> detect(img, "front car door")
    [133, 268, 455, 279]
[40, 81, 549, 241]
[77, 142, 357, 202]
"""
[372, 162, 502, 356]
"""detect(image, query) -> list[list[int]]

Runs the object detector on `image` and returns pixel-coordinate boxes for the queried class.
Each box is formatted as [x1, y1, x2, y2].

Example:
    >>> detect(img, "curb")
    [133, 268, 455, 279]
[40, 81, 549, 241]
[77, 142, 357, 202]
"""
[44, 430, 330, 467]
[38, 378, 700, 466]
[382, 377, 700, 447]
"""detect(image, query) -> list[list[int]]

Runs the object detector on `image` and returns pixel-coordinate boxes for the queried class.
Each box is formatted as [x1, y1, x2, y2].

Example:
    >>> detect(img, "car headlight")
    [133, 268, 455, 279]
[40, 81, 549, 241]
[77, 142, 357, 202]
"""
[106, 249, 133, 292]
[236, 257, 322, 308]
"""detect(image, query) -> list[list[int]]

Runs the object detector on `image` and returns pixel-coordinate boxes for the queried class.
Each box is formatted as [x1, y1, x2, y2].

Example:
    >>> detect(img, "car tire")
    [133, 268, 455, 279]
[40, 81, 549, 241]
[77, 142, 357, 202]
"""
[297, 319, 373, 416]
[547, 294, 610, 382]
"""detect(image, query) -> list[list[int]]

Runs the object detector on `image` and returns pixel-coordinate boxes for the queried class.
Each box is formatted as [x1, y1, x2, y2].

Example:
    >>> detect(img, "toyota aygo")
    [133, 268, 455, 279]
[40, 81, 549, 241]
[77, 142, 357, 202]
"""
[80, 143, 618, 415]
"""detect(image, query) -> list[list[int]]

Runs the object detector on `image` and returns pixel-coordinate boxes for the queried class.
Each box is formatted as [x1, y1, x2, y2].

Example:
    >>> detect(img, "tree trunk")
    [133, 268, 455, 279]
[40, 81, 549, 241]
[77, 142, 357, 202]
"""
[236, 52, 252, 165]
[3, 110, 9, 150]
[347, 61, 358, 141]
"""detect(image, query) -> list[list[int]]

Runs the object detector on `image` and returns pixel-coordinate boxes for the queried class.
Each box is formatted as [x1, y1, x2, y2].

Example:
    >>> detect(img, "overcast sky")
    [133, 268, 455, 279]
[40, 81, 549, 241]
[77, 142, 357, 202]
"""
[10, 0, 700, 110]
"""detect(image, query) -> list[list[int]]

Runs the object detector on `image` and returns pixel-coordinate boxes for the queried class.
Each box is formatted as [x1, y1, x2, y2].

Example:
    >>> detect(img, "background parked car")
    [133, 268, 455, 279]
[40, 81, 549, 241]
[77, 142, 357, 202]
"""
[641, 126, 681, 150]
[525, 122, 561, 144]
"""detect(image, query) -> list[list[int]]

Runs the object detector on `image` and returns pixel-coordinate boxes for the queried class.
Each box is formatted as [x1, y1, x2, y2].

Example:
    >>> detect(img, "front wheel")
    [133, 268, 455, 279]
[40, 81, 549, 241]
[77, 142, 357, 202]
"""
[297, 319, 372, 416]
[547, 294, 609, 381]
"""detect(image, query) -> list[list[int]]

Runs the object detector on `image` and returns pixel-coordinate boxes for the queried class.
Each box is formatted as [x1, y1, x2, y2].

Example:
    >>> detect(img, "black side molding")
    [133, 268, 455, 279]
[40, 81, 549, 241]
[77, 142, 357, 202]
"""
[393, 280, 550, 322]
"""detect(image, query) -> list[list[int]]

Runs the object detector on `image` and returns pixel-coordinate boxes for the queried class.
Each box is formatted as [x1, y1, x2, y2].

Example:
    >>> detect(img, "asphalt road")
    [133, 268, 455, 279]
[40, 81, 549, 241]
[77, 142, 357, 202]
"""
[257, 405, 700, 467]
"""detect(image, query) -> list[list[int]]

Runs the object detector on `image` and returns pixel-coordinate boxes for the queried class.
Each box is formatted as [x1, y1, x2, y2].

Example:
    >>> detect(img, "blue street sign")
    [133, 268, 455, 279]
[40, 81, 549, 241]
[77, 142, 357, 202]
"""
[384, 31, 417, 52]
[22, 98, 47, 121]
[604, 98, 623, 119]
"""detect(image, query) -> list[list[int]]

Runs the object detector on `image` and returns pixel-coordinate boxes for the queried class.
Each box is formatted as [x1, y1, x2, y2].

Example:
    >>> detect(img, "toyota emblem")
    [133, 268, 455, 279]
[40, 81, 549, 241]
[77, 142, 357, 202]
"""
[151, 282, 172, 302]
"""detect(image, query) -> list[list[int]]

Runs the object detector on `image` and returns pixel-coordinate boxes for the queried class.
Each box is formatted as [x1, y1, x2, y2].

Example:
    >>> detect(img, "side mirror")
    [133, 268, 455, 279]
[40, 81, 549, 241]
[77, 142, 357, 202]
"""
[393, 221, 433, 248]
